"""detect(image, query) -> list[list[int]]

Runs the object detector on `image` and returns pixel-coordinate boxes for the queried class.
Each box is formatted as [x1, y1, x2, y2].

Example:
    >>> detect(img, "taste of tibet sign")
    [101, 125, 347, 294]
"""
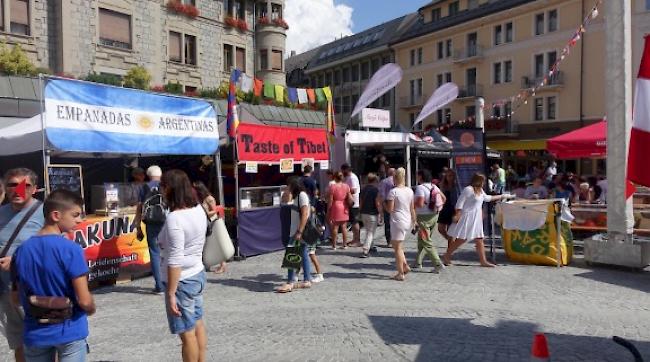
[236, 123, 330, 163]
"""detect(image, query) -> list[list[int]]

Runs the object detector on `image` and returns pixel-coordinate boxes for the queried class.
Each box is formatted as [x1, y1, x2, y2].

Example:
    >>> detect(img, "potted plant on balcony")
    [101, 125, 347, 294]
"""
[237, 19, 249, 32]
[166, 1, 200, 18]
[257, 16, 270, 25]
[184, 4, 199, 18]
[224, 15, 238, 27]
[273, 17, 289, 29]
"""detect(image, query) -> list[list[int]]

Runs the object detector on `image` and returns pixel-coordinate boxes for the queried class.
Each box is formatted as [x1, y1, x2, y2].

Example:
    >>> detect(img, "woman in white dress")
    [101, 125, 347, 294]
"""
[385, 168, 416, 281]
[443, 173, 510, 267]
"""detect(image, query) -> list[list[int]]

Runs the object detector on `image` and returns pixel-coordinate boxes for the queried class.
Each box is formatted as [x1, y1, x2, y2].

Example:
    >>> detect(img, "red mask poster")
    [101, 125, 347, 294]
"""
[237, 123, 330, 162]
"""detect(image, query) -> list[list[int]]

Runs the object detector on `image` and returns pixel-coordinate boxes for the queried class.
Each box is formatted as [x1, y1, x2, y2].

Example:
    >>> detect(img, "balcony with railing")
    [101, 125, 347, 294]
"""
[453, 45, 484, 63]
[399, 94, 427, 108]
[521, 71, 564, 90]
[485, 118, 519, 136]
[457, 84, 483, 100]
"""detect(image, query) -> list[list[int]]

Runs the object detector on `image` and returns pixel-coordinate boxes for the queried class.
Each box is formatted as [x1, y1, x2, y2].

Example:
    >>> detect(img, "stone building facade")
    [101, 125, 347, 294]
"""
[0, 0, 286, 90]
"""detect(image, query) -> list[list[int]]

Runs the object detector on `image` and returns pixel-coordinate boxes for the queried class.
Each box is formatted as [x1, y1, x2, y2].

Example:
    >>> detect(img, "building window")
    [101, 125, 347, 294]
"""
[10, 0, 30, 35]
[505, 22, 513, 43]
[223, 44, 233, 71]
[432, 8, 441, 21]
[647, 0, 650, 10]
[271, 3, 282, 20]
[465, 105, 476, 118]
[382, 55, 390, 65]
[343, 96, 351, 113]
[547, 51, 557, 71]
[225, 0, 233, 15]
[260, 49, 268, 70]
[548, 9, 558, 32]
[99, 8, 131, 49]
[446, 39, 452, 58]
[361, 61, 369, 79]
[371, 58, 380, 74]
[494, 25, 502, 46]
[445, 72, 452, 83]
[184, 34, 196, 65]
[271, 49, 282, 71]
[437, 42, 444, 60]
[417, 47, 423, 64]
[444, 108, 451, 123]
[236, 47, 246, 72]
[468, 0, 478, 10]
[467, 32, 477, 57]
[505, 101, 512, 118]
[535, 54, 545, 78]
[437, 74, 443, 87]
[437, 109, 444, 125]
[504, 60, 512, 83]
[234, 0, 245, 19]
[547, 96, 556, 120]
[448, 1, 459, 16]
[351, 64, 359, 81]
[493, 62, 502, 84]
[342, 67, 350, 83]
[326, 72, 332, 86]
[493, 105, 501, 118]
[534, 97, 544, 120]
[535, 13, 545, 35]
[417, 78, 423, 98]
[352, 94, 359, 110]
[169, 31, 182, 62]
[185, 85, 197, 93]
[333, 69, 340, 86]
[410, 49, 416, 66]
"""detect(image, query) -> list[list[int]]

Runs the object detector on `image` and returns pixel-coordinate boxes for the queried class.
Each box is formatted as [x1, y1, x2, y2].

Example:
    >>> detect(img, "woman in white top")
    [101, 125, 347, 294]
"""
[443, 173, 509, 268]
[157, 170, 208, 361]
[385, 168, 416, 281]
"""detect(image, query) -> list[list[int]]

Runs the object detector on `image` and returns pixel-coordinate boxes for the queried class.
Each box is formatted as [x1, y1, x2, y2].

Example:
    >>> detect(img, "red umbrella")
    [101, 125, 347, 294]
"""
[547, 120, 606, 159]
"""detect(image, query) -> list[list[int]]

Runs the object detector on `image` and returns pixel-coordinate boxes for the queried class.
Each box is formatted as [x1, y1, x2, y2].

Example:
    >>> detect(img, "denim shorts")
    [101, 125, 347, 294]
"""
[24, 339, 88, 362]
[163, 271, 206, 335]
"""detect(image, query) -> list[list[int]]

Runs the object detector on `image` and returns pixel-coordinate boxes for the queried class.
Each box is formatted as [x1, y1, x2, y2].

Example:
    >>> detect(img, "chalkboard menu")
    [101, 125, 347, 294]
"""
[46, 164, 84, 201]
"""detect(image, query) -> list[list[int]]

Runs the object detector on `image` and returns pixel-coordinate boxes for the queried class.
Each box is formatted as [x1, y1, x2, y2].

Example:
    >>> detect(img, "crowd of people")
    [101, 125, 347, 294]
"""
[0, 158, 607, 361]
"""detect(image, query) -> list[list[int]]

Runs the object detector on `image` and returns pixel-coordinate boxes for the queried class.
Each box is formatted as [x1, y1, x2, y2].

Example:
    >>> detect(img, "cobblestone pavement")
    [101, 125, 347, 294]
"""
[2, 232, 649, 362]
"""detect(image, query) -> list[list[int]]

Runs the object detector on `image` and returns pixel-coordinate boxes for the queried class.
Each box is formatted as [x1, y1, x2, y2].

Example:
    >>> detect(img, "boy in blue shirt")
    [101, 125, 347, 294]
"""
[11, 190, 95, 362]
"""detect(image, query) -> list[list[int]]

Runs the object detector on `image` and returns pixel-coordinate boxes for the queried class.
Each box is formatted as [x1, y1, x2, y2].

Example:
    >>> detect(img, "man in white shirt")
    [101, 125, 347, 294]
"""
[414, 170, 446, 273]
[545, 161, 557, 182]
[342, 164, 361, 246]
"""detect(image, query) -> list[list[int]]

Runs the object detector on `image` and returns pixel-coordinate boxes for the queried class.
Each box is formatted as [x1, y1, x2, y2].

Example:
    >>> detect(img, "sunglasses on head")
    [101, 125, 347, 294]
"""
[6, 182, 34, 188]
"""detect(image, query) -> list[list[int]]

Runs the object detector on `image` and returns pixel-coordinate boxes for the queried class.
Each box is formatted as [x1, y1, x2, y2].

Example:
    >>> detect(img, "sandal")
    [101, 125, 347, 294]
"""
[391, 274, 405, 281]
[293, 281, 312, 289]
[275, 283, 294, 293]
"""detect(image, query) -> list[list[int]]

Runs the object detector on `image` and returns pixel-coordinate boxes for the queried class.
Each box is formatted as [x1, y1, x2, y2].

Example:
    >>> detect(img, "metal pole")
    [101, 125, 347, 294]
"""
[214, 152, 224, 206]
[555, 201, 562, 268]
[38, 74, 48, 195]
[406, 144, 412, 187]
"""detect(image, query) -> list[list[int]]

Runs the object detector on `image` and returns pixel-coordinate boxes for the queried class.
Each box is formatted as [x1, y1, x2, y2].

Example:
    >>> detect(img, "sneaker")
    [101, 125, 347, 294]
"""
[412, 264, 423, 271]
[432, 264, 446, 274]
[311, 274, 325, 283]
[152, 288, 164, 295]
[360, 252, 369, 258]
[370, 246, 378, 253]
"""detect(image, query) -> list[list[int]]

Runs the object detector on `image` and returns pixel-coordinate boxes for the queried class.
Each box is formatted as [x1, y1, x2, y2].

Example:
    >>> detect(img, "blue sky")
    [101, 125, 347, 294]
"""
[338, 0, 430, 33]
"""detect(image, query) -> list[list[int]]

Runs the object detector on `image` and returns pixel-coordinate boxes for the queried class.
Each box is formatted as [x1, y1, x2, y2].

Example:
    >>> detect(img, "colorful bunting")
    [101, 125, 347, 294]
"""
[297, 88, 308, 104]
[274, 85, 284, 103]
[253, 78, 263, 97]
[226, 69, 241, 138]
[323, 86, 333, 102]
[263, 82, 275, 99]
[240, 74, 253, 93]
[307, 89, 316, 104]
[315, 88, 326, 103]
[326, 100, 336, 144]
[288, 88, 298, 104]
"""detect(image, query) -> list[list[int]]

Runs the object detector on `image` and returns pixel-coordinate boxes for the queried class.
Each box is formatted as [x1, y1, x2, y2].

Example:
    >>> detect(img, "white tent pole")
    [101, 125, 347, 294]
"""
[38, 74, 49, 194]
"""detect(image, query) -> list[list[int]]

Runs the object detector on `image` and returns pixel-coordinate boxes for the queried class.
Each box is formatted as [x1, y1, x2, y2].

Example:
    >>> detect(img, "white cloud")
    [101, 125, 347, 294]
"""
[285, 0, 354, 55]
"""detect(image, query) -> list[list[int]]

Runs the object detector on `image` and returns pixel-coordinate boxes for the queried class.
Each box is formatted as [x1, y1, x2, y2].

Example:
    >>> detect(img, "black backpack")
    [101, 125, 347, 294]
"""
[142, 184, 167, 225]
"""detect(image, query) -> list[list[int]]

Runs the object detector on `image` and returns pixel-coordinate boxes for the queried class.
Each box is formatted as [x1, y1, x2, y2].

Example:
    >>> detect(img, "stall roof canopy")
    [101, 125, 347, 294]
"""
[346, 130, 452, 151]
[547, 120, 606, 159]
[0, 76, 41, 118]
[213, 100, 326, 128]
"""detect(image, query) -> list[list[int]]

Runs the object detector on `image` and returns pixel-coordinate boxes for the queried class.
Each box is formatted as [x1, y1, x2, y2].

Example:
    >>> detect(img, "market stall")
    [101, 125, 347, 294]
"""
[547, 120, 606, 159]
[235, 123, 329, 257]
[497, 199, 574, 267]
[0, 77, 221, 285]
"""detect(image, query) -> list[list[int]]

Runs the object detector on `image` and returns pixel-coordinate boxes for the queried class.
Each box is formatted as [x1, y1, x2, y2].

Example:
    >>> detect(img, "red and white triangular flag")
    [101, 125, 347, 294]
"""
[628, 35, 650, 192]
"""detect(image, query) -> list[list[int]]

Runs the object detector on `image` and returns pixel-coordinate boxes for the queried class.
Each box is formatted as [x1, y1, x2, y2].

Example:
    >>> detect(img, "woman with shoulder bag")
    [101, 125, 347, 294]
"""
[193, 181, 227, 275]
[276, 178, 313, 293]
[327, 172, 351, 250]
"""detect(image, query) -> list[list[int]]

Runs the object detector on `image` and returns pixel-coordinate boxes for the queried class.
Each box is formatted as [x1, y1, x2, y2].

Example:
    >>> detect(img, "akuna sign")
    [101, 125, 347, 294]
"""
[236, 123, 330, 163]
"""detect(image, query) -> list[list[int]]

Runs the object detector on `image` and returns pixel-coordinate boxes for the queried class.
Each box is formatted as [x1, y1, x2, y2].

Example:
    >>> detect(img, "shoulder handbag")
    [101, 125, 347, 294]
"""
[302, 212, 324, 246]
[0, 201, 42, 258]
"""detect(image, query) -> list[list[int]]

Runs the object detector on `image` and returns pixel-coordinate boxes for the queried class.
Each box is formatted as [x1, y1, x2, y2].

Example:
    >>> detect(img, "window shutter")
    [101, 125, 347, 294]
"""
[11, 0, 29, 25]
[271, 50, 282, 70]
[99, 9, 131, 44]
[236, 47, 245, 72]
[169, 32, 181, 61]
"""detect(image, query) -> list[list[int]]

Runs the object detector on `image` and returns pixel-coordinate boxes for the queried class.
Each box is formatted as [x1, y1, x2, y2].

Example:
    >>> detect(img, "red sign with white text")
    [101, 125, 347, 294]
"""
[237, 123, 330, 162]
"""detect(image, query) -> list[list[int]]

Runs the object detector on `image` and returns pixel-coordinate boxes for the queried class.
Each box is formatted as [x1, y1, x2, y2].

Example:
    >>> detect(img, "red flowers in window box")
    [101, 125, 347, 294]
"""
[150, 85, 165, 92]
[183, 90, 199, 97]
[273, 18, 289, 29]
[237, 19, 249, 31]
[225, 16, 238, 27]
[167, 1, 200, 18]
[257, 16, 270, 25]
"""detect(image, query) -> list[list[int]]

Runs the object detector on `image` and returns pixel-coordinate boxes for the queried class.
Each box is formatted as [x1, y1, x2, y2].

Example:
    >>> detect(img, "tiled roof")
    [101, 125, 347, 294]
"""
[213, 100, 325, 128]
[285, 46, 322, 73]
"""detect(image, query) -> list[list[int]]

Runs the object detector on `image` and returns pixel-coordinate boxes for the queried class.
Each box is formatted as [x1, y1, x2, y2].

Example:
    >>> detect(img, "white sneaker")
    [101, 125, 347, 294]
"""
[311, 274, 325, 283]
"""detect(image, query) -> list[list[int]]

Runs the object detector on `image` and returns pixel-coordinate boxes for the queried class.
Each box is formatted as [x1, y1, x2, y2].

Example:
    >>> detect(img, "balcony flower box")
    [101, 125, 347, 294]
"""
[237, 19, 249, 32]
[257, 16, 270, 25]
[166, 1, 200, 18]
[273, 17, 289, 29]
[225, 15, 238, 27]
